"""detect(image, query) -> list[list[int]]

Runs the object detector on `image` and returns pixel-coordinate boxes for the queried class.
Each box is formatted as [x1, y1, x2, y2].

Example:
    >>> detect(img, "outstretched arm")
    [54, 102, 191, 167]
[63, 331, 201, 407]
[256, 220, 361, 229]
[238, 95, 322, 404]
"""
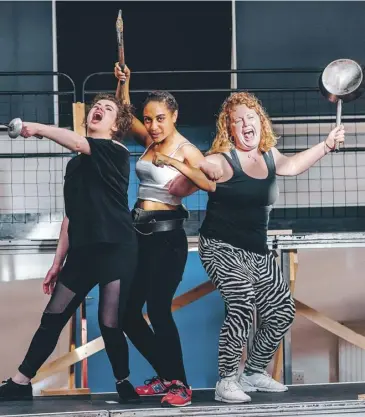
[114, 63, 152, 148]
[20, 123, 91, 154]
[273, 125, 345, 176]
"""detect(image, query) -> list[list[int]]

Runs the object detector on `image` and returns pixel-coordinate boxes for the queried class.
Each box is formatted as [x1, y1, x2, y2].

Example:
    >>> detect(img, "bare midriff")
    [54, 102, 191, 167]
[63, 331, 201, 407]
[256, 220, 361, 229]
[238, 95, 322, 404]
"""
[137, 199, 179, 211]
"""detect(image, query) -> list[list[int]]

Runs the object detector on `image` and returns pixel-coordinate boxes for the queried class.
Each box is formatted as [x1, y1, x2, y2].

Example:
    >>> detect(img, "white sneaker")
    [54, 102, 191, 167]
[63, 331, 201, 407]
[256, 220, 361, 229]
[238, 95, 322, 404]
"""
[215, 376, 252, 403]
[239, 371, 288, 392]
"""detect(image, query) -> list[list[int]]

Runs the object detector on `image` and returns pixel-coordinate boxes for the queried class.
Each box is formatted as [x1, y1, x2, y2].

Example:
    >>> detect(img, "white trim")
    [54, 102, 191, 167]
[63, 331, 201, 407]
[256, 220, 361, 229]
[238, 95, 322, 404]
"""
[112, 140, 129, 152]
[52, 0, 59, 127]
[230, 0, 237, 90]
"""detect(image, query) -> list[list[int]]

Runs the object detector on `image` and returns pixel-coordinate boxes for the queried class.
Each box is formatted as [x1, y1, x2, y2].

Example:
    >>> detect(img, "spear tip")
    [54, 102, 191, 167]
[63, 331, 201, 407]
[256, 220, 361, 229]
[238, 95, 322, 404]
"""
[116, 9, 123, 34]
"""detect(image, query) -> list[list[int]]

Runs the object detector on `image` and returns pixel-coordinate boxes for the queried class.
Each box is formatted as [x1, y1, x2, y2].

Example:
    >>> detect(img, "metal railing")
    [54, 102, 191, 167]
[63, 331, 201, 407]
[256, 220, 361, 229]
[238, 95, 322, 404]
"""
[0, 67, 365, 232]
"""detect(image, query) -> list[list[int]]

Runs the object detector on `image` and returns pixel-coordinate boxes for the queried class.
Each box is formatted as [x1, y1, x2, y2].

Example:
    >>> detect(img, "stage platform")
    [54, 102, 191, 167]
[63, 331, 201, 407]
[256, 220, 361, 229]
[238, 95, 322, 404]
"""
[1, 383, 365, 417]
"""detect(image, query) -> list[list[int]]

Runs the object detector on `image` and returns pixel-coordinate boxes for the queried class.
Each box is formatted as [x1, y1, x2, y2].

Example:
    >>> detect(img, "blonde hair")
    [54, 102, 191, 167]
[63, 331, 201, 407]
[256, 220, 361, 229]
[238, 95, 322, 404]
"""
[208, 92, 278, 155]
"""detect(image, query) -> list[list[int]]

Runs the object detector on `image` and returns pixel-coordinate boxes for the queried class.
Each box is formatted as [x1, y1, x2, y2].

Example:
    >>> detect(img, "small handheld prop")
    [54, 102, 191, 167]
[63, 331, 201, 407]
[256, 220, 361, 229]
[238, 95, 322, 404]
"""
[1, 118, 43, 139]
[319, 58, 365, 152]
[116, 9, 125, 84]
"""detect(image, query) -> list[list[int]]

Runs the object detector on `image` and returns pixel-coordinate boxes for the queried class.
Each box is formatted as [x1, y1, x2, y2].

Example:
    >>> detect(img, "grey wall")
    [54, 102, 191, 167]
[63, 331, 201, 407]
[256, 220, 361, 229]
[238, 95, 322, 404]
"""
[236, 2, 365, 70]
[235, 2, 365, 117]
[0, 1, 54, 123]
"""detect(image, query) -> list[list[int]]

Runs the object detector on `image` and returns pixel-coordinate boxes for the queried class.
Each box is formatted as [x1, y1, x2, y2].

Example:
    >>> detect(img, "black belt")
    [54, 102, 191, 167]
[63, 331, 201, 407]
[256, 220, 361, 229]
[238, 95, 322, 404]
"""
[133, 218, 185, 235]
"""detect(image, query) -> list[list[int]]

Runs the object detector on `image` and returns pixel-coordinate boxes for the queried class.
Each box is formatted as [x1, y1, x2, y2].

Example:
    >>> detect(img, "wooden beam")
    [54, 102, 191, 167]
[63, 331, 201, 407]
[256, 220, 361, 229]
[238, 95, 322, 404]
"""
[41, 388, 90, 396]
[272, 344, 284, 382]
[33, 337, 105, 383]
[72, 102, 86, 136]
[289, 250, 298, 294]
[171, 281, 215, 312]
[68, 314, 76, 389]
[296, 300, 365, 350]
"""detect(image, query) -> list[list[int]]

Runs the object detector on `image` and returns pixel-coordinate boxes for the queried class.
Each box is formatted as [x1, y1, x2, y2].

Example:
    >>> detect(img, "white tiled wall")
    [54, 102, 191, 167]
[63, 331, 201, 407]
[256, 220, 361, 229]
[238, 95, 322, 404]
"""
[0, 133, 71, 217]
[274, 124, 365, 208]
[276, 149, 365, 207]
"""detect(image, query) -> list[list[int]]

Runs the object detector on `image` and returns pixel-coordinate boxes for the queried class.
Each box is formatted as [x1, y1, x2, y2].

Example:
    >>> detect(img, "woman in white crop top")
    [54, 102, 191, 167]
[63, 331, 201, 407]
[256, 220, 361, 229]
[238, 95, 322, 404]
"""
[113, 64, 221, 407]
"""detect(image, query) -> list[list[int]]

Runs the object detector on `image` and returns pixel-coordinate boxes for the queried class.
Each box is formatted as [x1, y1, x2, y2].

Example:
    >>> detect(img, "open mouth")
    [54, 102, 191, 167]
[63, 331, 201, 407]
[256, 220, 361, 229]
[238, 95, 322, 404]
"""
[243, 127, 255, 140]
[91, 110, 103, 123]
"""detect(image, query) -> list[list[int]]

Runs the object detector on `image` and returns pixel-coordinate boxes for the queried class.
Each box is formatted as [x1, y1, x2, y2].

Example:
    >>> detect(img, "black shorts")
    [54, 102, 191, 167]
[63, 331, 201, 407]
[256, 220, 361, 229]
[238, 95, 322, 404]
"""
[59, 242, 138, 294]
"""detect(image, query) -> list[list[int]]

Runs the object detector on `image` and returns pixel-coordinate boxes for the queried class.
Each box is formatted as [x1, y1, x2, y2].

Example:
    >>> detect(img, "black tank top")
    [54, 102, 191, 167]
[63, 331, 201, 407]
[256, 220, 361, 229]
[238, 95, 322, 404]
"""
[200, 149, 279, 255]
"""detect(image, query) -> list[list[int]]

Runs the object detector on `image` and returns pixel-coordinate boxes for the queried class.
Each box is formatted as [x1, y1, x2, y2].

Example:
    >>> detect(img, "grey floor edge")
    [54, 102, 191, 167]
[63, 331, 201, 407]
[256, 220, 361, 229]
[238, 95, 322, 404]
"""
[2, 384, 365, 417]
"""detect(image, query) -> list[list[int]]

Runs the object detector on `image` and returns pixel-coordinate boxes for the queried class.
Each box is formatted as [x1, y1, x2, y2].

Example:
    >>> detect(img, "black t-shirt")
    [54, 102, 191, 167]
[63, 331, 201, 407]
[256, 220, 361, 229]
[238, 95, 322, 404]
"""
[63, 137, 135, 248]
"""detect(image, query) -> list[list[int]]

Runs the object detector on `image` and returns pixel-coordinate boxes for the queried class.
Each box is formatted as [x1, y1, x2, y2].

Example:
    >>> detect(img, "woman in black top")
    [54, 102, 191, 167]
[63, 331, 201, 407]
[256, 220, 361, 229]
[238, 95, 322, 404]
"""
[0, 94, 140, 403]
[170, 92, 345, 404]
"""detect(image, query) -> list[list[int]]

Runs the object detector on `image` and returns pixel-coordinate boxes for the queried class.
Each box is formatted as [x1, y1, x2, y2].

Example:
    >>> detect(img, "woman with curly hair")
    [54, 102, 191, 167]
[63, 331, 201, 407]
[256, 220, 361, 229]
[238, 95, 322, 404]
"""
[0, 94, 140, 404]
[171, 91, 345, 403]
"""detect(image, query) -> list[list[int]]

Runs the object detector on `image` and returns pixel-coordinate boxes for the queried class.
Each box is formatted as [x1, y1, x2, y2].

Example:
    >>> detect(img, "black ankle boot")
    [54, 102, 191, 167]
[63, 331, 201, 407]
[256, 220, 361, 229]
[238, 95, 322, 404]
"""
[0, 379, 33, 401]
[116, 380, 140, 403]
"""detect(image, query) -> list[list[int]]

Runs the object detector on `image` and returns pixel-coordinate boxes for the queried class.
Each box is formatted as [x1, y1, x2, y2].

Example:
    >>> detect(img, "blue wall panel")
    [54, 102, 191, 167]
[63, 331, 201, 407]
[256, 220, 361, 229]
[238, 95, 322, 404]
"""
[85, 252, 224, 392]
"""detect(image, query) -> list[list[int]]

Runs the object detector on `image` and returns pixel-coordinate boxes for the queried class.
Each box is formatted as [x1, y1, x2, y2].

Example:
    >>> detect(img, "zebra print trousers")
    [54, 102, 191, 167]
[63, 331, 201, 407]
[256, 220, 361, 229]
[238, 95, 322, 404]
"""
[199, 235, 295, 379]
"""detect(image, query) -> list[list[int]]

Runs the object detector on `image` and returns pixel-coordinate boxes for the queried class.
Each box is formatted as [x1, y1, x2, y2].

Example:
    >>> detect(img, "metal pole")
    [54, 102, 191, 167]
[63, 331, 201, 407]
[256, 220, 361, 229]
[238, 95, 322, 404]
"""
[281, 249, 293, 384]
[52, 0, 59, 127]
[231, 0, 238, 90]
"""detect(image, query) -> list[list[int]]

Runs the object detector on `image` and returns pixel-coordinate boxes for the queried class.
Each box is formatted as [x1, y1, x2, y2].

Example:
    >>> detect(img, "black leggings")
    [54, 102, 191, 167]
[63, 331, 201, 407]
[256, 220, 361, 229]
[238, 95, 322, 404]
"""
[122, 209, 188, 385]
[19, 242, 137, 380]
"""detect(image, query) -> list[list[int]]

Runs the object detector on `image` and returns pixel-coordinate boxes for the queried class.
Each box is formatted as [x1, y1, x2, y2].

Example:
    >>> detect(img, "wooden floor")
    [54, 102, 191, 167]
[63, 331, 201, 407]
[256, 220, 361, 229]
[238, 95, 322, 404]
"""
[1, 383, 365, 417]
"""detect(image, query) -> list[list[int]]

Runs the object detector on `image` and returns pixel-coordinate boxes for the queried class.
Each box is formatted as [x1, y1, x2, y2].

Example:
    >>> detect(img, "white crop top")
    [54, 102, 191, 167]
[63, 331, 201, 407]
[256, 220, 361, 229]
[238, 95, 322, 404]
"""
[136, 142, 195, 206]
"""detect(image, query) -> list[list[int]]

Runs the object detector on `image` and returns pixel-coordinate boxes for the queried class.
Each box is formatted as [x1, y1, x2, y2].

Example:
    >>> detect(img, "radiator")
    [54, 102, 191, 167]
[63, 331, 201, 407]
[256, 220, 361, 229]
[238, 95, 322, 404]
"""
[339, 338, 365, 382]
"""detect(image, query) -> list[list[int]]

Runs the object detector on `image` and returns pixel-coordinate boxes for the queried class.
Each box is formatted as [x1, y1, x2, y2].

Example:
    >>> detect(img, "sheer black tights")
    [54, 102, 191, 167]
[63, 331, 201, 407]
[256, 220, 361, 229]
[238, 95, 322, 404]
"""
[19, 279, 130, 380]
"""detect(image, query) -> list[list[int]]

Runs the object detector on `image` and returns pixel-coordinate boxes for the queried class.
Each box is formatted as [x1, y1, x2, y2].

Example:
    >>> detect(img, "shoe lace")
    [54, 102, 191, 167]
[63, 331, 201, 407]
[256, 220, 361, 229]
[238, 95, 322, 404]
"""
[168, 383, 188, 395]
[143, 376, 161, 386]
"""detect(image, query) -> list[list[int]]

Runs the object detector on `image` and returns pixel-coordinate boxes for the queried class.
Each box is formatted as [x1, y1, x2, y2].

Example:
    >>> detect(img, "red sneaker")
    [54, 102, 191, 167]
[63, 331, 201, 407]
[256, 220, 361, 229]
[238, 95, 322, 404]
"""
[161, 380, 192, 407]
[135, 376, 172, 396]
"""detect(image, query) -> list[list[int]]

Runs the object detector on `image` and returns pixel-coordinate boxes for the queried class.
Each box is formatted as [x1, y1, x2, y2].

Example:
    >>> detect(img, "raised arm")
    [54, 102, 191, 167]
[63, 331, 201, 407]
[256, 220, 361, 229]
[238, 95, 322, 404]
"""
[20, 123, 91, 154]
[273, 125, 345, 176]
[114, 63, 152, 148]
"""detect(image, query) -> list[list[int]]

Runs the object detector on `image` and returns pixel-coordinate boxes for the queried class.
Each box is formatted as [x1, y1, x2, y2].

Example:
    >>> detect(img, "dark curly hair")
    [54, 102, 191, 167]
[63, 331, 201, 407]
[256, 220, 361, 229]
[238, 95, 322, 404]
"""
[86, 93, 134, 141]
[142, 90, 179, 114]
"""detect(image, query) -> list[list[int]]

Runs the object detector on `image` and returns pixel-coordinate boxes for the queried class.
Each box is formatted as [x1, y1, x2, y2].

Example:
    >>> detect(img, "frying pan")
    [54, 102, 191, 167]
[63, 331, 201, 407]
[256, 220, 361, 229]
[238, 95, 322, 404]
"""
[319, 58, 365, 151]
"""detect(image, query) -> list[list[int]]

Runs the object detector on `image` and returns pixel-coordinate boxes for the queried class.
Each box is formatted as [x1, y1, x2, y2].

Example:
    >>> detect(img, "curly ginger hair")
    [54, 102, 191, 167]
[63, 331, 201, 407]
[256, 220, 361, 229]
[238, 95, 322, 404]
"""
[208, 92, 279, 155]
